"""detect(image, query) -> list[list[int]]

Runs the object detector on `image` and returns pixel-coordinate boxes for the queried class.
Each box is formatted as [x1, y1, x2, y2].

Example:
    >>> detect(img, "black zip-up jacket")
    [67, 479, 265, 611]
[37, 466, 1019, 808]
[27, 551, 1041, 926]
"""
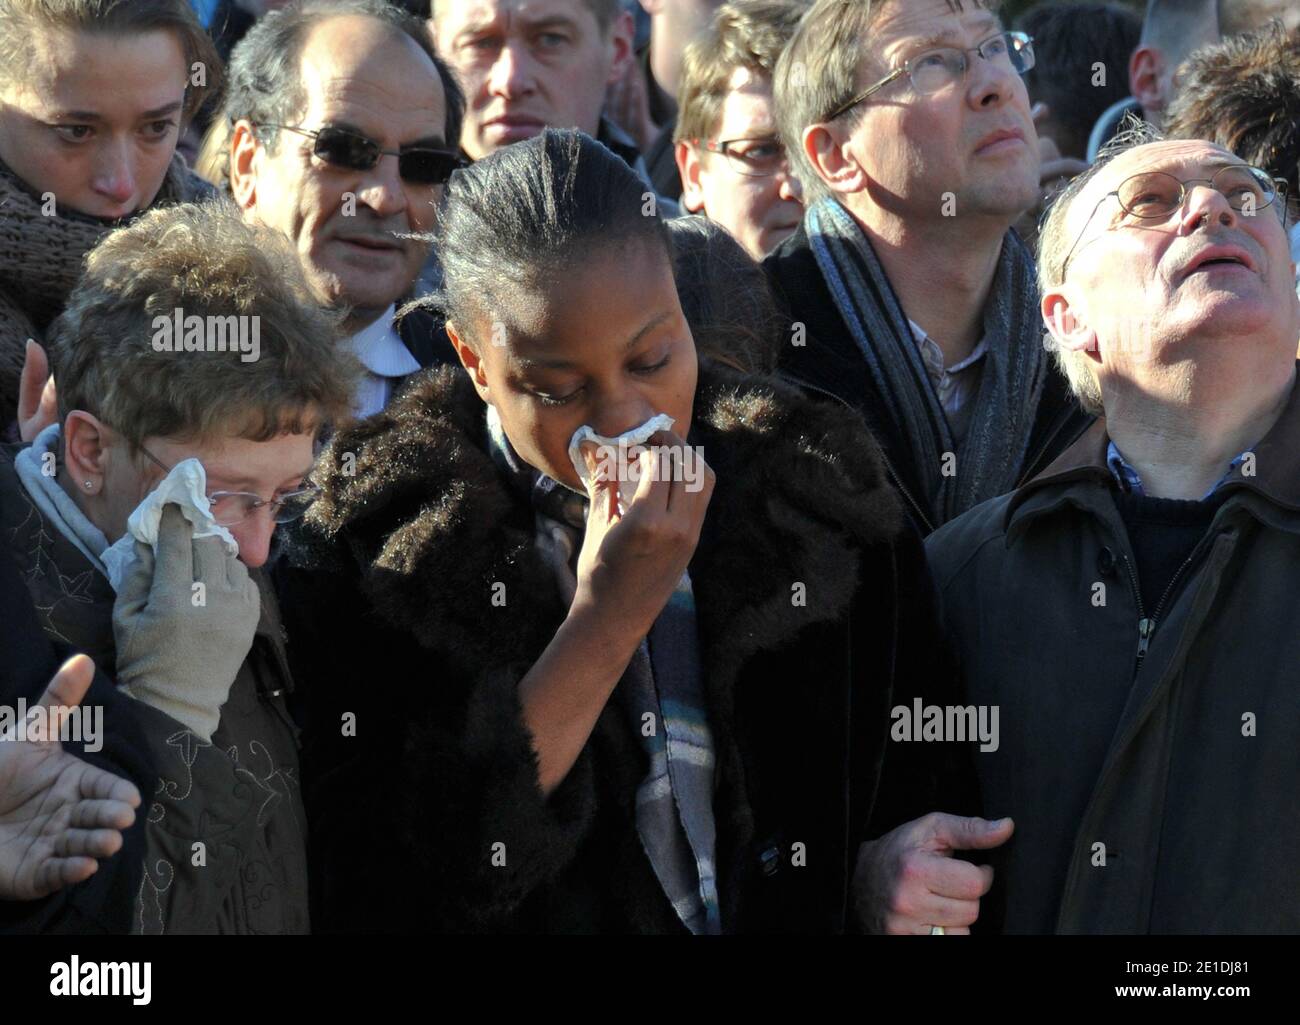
[926, 379, 1300, 933]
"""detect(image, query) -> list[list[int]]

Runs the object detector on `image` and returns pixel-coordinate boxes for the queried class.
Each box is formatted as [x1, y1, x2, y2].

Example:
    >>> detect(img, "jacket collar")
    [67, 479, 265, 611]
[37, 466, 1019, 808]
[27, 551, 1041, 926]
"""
[298, 360, 907, 678]
[1004, 371, 1300, 542]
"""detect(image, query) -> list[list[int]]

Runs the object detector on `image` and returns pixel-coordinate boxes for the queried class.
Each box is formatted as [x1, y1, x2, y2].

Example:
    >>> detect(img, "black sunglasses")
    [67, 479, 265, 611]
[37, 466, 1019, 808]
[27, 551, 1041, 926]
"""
[258, 124, 466, 185]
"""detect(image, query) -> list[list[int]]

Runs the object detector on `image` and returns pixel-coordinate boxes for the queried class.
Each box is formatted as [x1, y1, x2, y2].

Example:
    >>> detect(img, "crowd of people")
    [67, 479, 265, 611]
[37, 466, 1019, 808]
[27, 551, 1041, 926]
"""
[0, 0, 1298, 936]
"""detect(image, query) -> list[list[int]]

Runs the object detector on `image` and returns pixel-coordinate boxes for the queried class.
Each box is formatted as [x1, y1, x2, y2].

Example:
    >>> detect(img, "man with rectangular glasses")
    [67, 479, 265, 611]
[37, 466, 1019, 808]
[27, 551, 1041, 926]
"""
[926, 128, 1300, 932]
[672, 0, 808, 260]
[767, 0, 1091, 536]
[224, 0, 467, 419]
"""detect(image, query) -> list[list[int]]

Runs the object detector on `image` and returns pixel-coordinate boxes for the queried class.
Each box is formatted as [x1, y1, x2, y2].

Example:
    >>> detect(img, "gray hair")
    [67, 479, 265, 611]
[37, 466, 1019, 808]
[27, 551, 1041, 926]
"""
[1036, 117, 1165, 416]
[223, 0, 464, 156]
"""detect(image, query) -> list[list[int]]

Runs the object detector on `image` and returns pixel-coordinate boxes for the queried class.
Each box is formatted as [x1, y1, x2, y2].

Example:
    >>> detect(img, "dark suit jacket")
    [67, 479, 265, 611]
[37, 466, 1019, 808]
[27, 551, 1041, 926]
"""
[397, 305, 458, 371]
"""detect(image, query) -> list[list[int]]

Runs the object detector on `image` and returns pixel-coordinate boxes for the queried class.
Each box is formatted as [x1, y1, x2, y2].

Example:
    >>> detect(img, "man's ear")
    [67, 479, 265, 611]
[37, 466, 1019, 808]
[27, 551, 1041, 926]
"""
[446, 320, 493, 402]
[229, 119, 261, 212]
[606, 9, 635, 85]
[804, 122, 866, 196]
[1128, 45, 1166, 119]
[676, 141, 706, 214]
[62, 411, 111, 491]
[1041, 289, 1098, 361]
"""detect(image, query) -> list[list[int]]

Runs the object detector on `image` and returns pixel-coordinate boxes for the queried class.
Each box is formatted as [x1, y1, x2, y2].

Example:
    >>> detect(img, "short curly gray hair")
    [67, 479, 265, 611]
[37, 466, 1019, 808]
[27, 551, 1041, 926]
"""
[49, 200, 359, 452]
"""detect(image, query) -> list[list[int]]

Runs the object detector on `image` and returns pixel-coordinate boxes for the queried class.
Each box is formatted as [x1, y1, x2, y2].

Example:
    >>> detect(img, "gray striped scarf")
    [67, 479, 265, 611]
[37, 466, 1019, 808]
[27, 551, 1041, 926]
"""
[805, 196, 1046, 525]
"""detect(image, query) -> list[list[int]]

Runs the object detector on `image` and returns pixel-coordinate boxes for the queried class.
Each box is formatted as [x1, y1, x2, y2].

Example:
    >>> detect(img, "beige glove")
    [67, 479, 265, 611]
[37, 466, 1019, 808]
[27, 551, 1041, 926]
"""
[111, 505, 261, 742]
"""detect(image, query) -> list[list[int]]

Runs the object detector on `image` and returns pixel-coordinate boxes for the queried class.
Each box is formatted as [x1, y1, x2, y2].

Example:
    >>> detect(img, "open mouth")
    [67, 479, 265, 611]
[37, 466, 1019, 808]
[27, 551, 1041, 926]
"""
[1183, 245, 1256, 278]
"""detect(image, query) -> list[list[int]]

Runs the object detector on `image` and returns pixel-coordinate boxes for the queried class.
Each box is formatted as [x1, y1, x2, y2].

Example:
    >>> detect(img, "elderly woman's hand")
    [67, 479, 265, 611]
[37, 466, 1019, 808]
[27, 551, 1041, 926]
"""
[0, 654, 141, 901]
[111, 505, 262, 742]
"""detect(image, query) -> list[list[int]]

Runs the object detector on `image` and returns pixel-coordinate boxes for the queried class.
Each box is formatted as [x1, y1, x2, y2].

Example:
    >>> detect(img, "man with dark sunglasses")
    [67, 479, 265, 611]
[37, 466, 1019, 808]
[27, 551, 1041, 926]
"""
[766, 0, 1092, 541]
[224, 0, 467, 418]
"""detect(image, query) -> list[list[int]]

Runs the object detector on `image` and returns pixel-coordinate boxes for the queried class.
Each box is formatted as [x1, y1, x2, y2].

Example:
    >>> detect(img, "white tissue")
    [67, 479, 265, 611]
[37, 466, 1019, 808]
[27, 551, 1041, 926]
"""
[568, 414, 675, 514]
[101, 458, 239, 592]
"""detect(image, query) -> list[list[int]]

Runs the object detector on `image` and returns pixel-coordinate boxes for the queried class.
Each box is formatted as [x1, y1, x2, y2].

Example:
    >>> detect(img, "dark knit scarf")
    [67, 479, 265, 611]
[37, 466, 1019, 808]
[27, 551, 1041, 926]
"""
[485, 406, 722, 934]
[805, 196, 1046, 525]
[0, 154, 214, 425]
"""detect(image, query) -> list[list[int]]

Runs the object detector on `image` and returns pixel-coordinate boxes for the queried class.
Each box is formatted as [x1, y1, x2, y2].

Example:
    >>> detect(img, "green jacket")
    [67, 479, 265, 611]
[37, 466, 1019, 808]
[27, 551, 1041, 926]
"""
[926, 376, 1300, 934]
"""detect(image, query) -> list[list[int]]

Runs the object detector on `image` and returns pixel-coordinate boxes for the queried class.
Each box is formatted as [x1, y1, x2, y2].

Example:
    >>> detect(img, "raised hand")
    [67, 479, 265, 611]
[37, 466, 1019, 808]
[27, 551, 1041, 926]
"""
[113, 504, 262, 742]
[517, 430, 716, 795]
[17, 339, 59, 444]
[0, 654, 142, 901]
[573, 429, 715, 645]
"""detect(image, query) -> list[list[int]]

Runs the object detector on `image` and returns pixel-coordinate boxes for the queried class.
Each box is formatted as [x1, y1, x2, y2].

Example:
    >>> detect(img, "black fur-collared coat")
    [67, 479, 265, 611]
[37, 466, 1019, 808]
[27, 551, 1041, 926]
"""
[276, 361, 973, 933]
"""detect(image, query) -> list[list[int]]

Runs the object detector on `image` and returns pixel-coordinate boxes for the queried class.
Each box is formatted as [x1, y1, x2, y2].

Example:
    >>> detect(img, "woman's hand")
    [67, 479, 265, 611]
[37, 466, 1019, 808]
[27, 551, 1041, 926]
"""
[572, 429, 715, 648]
[112, 505, 262, 742]
[517, 431, 715, 795]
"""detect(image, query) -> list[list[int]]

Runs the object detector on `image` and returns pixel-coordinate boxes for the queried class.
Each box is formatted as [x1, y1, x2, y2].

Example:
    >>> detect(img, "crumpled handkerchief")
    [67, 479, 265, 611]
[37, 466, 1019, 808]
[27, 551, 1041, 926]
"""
[101, 458, 239, 593]
[568, 414, 675, 515]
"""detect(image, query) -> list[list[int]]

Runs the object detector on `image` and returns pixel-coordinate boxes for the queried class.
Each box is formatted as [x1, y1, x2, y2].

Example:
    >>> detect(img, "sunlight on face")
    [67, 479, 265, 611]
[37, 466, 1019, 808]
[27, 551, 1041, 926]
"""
[0, 27, 188, 220]
[434, 0, 616, 160]
[844, 0, 1038, 221]
[102, 429, 318, 570]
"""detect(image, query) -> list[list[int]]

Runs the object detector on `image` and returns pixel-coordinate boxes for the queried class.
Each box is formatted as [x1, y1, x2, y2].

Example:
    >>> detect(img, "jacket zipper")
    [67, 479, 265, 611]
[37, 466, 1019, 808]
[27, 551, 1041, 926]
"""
[1118, 538, 1213, 670]
[778, 374, 937, 535]
[875, 447, 937, 536]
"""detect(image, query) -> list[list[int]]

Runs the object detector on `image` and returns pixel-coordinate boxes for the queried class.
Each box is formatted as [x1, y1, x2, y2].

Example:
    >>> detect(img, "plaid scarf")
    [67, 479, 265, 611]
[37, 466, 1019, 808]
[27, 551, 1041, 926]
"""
[805, 196, 1047, 525]
[486, 407, 721, 934]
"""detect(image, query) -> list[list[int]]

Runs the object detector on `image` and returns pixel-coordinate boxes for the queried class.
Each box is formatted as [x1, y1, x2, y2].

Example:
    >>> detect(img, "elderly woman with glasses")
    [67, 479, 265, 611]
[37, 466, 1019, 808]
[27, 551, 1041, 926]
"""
[0, 200, 359, 934]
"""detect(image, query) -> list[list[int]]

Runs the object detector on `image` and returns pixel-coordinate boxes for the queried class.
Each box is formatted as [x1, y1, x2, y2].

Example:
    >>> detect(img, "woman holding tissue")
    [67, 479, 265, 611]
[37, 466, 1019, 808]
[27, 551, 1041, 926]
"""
[0, 200, 359, 933]
[279, 129, 982, 935]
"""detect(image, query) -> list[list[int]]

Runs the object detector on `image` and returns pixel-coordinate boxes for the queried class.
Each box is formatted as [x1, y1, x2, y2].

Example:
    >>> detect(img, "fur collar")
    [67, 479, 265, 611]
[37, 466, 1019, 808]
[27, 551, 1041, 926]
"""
[298, 361, 905, 677]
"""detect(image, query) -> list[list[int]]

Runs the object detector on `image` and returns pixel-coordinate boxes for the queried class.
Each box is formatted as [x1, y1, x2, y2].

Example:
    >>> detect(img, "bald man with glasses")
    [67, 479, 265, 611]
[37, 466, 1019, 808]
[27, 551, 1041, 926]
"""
[925, 128, 1300, 933]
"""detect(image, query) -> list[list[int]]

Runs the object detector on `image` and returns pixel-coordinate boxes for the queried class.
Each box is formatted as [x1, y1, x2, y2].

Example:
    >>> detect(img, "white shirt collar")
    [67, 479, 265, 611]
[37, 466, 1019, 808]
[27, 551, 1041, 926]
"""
[348, 305, 420, 379]
[907, 319, 988, 375]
